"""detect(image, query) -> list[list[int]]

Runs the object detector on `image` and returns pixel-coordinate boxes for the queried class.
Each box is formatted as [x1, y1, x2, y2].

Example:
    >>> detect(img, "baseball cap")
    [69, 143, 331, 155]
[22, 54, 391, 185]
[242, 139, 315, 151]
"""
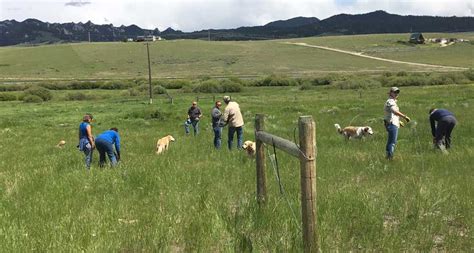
[389, 87, 400, 93]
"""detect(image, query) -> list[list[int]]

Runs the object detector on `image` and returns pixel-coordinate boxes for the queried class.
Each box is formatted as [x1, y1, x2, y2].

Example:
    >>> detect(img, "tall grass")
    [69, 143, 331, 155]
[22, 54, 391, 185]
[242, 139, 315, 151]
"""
[0, 84, 472, 251]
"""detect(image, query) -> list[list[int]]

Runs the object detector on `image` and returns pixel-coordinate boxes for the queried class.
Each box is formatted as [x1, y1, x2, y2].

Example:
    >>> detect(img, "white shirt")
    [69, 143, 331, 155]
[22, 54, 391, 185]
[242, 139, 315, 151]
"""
[384, 98, 400, 128]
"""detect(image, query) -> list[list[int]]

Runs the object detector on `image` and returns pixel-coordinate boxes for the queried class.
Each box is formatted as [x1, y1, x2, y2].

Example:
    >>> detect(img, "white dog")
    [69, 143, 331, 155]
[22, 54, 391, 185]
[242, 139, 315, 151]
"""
[156, 135, 175, 154]
[334, 124, 373, 139]
[56, 140, 66, 148]
[242, 140, 256, 157]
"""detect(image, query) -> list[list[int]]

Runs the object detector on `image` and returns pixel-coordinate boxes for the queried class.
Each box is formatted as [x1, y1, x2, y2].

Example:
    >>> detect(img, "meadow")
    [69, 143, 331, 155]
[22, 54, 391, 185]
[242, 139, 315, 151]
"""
[1, 32, 473, 80]
[0, 83, 473, 251]
[0, 32, 473, 251]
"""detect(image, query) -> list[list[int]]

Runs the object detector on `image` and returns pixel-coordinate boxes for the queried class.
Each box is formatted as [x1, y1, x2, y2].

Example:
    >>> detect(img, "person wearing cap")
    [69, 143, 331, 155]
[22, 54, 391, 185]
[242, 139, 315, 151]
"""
[211, 101, 223, 149]
[222, 96, 244, 150]
[384, 87, 411, 160]
[95, 127, 121, 167]
[185, 101, 202, 136]
[429, 108, 457, 150]
[78, 113, 95, 169]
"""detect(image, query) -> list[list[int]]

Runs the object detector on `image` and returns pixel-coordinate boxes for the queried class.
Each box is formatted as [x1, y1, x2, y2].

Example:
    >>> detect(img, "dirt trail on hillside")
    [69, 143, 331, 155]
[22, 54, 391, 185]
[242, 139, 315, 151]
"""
[285, 42, 468, 71]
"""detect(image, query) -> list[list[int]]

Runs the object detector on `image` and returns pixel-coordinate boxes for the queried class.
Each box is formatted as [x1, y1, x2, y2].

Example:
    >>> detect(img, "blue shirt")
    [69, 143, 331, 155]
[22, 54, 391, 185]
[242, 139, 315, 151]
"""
[430, 109, 455, 136]
[96, 130, 121, 153]
[79, 122, 90, 140]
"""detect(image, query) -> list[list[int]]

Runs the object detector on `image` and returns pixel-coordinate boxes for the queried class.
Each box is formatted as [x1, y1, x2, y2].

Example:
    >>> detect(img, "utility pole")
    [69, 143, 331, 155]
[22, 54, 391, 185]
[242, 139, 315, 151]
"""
[146, 42, 153, 104]
[208, 30, 210, 41]
[88, 31, 91, 42]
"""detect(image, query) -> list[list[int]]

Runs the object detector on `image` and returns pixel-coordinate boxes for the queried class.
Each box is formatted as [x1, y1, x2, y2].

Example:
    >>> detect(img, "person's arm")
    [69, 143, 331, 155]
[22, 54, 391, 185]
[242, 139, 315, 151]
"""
[391, 108, 410, 122]
[211, 108, 221, 119]
[86, 125, 95, 148]
[222, 107, 230, 125]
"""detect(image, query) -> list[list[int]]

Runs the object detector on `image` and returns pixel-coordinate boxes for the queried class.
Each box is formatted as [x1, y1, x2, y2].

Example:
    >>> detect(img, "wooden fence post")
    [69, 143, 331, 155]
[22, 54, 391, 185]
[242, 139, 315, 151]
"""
[298, 116, 317, 252]
[255, 114, 267, 205]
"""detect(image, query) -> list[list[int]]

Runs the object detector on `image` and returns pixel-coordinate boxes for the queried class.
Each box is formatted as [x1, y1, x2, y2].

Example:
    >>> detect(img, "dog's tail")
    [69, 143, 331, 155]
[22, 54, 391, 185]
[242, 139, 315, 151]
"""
[334, 124, 343, 134]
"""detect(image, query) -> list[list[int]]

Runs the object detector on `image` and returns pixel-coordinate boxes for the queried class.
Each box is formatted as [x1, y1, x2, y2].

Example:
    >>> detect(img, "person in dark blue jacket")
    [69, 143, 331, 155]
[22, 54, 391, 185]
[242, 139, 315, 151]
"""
[78, 114, 95, 169]
[429, 108, 457, 150]
[95, 127, 121, 167]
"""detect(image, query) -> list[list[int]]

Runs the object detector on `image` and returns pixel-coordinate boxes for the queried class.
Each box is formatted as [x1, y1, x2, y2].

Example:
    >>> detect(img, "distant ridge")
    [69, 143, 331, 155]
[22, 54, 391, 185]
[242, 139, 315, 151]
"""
[1, 10, 473, 46]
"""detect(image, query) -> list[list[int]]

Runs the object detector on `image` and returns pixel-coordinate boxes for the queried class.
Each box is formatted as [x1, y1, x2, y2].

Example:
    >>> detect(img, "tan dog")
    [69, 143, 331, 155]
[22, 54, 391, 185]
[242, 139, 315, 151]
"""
[334, 124, 373, 139]
[56, 140, 66, 148]
[242, 140, 256, 157]
[156, 135, 175, 154]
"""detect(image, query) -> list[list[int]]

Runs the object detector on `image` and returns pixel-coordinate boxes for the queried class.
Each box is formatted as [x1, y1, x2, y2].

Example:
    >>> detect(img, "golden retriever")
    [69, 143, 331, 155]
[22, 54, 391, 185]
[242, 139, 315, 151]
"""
[56, 140, 66, 148]
[156, 135, 175, 154]
[334, 124, 373, 139]
[242, 140, 256, 157]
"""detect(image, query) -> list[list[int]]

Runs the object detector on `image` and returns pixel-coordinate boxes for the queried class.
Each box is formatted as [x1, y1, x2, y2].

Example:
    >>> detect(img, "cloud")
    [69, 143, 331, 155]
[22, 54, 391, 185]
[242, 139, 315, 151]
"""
[65, 1, 91, 7]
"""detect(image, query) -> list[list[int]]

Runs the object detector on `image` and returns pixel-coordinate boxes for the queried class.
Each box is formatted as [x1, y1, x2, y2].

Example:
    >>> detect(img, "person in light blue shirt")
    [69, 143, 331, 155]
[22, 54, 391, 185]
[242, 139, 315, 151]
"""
[95, 127, 121, 167]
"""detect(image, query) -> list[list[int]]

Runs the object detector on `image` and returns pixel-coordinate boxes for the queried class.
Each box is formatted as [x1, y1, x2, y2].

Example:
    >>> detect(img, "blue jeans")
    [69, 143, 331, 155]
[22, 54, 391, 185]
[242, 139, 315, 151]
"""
[185, 120, 199, 135]
[83, 143, 93, 169]
[228, 126, 243, 150]
[385, 124, 398, 159]
[213, 126, 222, 149]
[95, 138, 117, 167]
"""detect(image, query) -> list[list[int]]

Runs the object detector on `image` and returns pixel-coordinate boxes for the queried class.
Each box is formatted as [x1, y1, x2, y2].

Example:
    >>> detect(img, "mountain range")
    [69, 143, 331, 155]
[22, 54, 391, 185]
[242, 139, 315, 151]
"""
[1, 11, 473, 46]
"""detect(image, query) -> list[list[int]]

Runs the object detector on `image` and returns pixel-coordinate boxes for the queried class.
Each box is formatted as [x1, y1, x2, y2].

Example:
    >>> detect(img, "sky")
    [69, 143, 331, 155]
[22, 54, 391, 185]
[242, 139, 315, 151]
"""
[1, 0, 473, 32]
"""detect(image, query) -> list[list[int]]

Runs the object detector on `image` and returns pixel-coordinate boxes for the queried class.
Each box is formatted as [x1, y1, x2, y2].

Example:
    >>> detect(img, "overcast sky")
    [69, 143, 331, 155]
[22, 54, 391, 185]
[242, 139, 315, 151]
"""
[1, 0, 473, 32]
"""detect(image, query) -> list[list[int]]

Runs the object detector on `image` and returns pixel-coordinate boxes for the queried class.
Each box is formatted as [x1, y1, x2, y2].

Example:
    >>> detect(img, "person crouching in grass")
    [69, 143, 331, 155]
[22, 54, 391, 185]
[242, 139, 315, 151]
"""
[95, 127, 121, 167]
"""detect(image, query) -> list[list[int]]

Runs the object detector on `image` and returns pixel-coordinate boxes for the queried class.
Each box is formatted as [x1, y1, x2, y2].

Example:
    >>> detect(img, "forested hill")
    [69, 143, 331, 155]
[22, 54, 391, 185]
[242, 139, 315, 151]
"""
[1, 11, 473, 46]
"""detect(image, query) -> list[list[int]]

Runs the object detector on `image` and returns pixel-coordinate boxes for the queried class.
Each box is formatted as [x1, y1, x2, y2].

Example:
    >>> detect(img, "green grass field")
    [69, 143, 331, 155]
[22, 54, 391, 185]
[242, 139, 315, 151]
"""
[1, 32, 473, 80]
[0, 84, 473, 251]
[291, 32, 474, 68]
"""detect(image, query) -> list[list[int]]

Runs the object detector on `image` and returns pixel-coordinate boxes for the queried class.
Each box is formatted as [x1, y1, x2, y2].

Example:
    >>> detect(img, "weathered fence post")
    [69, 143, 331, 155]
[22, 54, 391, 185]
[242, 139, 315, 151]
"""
[298, 116, 317, 252]
[255, 114, 267, 205]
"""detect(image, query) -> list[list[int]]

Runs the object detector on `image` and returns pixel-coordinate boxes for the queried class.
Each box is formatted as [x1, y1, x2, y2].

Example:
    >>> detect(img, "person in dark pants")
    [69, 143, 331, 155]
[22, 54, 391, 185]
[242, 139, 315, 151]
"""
[429, 108, 457, 150]
[78, 114, 95, 169]
[211, 101, 223, 149]
[184, 101, 202, 136]
[95, 128, 121, 167]
[222, 96, 244, 150]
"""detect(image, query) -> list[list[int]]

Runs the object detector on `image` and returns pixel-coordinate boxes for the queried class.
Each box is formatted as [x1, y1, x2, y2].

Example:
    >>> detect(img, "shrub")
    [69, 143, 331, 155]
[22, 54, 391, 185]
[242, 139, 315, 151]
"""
[126, 88, 141, 96]
[334, 78, 381, 90]
[69, 81, 101, 90]
[100, 81, 132, 90]
[0, 92, 17, 101]
[193, 79, 221, 93]
[254, 75, 296, 86]
[161, 79, 191, 89]
[299, 83, 316, 90]
[24, 86, 52, 101]
[153, 85, 167, 94]
[125, 108, 170, 120]
[220, 79, 243, 93]
[38, 82, 69, 90]
[23, 95, 43, 103]
[66, 92, 89, 101]
[0, 84, 26, 91]
[463, 69, 474, 81]
[192, 79, 242, 93]
[310, 75, 334, 86]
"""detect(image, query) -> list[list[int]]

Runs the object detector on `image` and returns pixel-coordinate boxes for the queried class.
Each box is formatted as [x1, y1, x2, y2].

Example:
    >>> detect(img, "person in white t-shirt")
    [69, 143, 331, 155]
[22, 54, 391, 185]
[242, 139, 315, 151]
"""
[384, 87, 411, 160]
